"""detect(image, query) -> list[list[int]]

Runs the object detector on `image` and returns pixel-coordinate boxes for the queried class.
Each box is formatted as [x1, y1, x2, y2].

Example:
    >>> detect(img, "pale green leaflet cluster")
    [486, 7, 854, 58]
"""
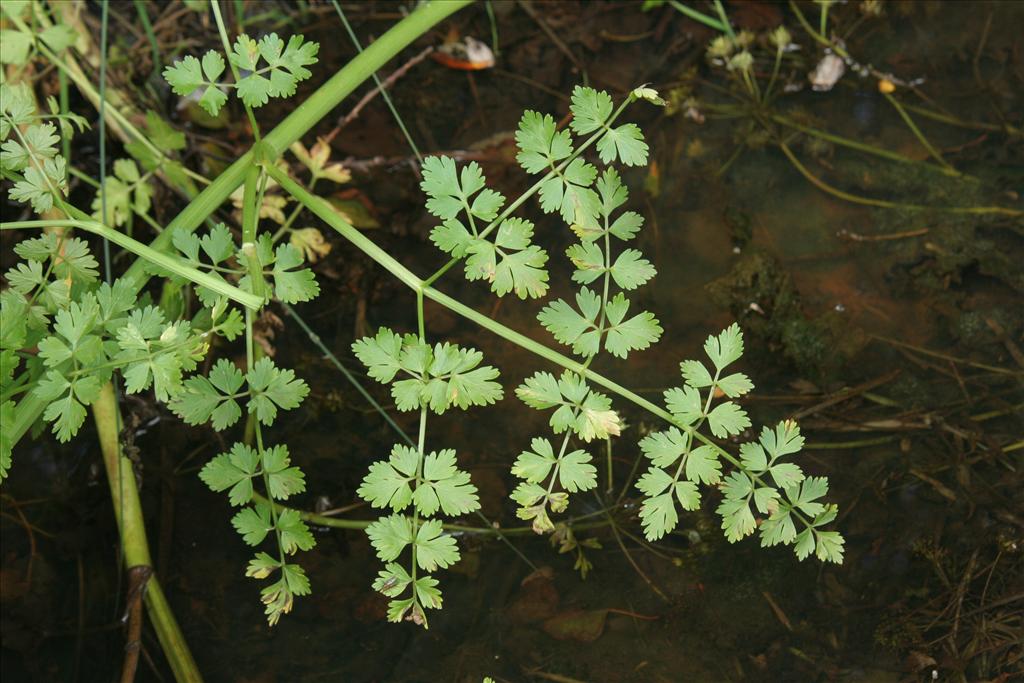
[162, 32, 319, 117]
[1, 26, 323, 623]
[637, 324, 844, 562]
[351, 329, 501, 625]
[512, 87, 662, 531]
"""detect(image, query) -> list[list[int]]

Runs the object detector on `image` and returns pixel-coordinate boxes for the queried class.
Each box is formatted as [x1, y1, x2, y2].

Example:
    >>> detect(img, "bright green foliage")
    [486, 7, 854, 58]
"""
[1, 231, 214, 446]
[569, 86, 648, 166]
[516, 370, 621, 442]
[163, 33, 319, 116]
[165, 224, 320, 306]
[169, 355, 309, 429]
[0, 225, 243, 481]
[423, 157, 550, 299]
[354, 326, 497, 627]
[0, 83, 82, 213]
[633, 326, 844, 563]
[353, 328, 502, 414]
[246, 357, 310, 425]
[538, 166, 663, 362]
[510, 436, 597, 533]
[198, 384, 314, 625]
[169, 358, 245, 430]
[510, 88, 664, 534]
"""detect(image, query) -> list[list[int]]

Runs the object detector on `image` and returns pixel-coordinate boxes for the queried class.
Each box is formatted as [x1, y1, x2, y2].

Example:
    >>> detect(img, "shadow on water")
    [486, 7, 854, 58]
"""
[2, 1, 1021, 682]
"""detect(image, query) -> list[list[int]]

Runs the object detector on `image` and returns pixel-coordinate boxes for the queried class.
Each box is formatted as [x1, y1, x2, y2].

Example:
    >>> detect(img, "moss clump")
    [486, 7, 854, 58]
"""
[706, 251, 867, 384]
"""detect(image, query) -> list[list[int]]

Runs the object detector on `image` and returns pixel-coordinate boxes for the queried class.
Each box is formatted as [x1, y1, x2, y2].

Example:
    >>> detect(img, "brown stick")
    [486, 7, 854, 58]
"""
[120, 565, 154, 683]
[323, 46, 434, 143]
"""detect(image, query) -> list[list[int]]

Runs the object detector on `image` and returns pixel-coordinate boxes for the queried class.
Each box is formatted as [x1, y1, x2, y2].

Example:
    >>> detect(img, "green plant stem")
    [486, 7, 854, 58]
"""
[901, 101, 1017, 135]
[98, 0, 112, 282]
[764, 48, 784, 102]
[769, 113, 960, 175]
[777, 142, 1021, 216]
[239, 167, 266, 300]
[408, 406, 429, 621]
[132, 0, 162, 73]
[789, 1, 848, 58]
[0, 219, 263, 308]
[92, 382, 202, 682]
[712, 0, 735, 37]
[881, 92, 956, 173]
[666, 0, 730, 34]
[250, 490, 614, 536]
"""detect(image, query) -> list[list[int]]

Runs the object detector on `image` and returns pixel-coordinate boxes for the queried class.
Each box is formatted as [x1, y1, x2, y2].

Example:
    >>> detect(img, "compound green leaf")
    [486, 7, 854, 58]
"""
[664, 385, 702, 425]
[246, 357, 309, 425]
[431, 218, 474, 258]
[569, 86, 613, 135]
[675, 481, 701, 510]
[232, 504, 272, 546]
[263, 444, 306, 500]
[759, 509, 796, 547]
[596, 123, 648, 166]
[770, 462, 804, 490]
[603, 300, 662, 359]
[636, 466, 673, 497]
[199, 443, 260, 506]
[512, 437, 556, 483]
[609, 210, 643, 240]
[793, 528, 815, 560]
[679, 359, 713, 388]
[609, 249, 656, 290]
[276, 508, 315, 553]
[352, 328, 404, 383]
[684, 444, 721, 485]
[814, 530, 845, 563]
[717, 497, 755, 542]
[717, 372, 753, 398]
[515, 372, 562, 409]
[416, 449, 479, 516]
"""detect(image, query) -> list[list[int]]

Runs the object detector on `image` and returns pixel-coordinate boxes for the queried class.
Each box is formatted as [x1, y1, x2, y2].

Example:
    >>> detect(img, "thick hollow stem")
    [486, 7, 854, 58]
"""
[92, 382, 202, 682]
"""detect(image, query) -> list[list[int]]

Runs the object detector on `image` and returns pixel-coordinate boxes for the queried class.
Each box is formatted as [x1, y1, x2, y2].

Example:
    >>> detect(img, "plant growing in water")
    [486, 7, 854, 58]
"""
[345, 83, 843, 625]
[1, 7, 843, 675]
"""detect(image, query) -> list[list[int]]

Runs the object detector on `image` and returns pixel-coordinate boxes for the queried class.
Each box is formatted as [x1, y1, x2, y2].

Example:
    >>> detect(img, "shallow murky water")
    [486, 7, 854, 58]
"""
[2, 2, 1022, 682]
